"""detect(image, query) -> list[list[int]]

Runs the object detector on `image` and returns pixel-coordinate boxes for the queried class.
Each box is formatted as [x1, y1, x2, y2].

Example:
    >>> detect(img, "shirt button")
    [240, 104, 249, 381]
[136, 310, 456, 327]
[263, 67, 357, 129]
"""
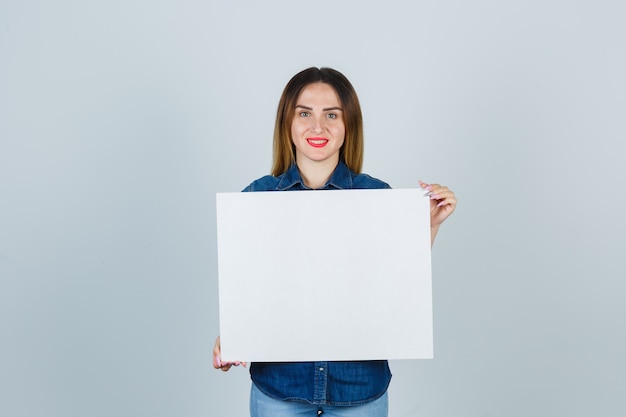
[319, 367, 324, 371]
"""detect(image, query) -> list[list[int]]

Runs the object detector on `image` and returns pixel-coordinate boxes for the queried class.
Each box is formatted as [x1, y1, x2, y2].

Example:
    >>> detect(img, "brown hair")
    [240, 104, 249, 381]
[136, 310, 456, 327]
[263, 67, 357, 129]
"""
[271, 67, 364, 176]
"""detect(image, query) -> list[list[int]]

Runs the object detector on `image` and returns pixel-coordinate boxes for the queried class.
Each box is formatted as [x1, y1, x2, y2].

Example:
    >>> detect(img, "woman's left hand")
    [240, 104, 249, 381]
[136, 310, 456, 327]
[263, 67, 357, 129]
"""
[419, 180, 457, 228]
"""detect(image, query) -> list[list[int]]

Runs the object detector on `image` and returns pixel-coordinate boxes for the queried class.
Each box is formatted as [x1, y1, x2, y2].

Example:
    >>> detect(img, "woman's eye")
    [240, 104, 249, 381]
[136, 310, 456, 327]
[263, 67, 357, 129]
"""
[327, 113, 337, 119]
[299, 111, 310, 117]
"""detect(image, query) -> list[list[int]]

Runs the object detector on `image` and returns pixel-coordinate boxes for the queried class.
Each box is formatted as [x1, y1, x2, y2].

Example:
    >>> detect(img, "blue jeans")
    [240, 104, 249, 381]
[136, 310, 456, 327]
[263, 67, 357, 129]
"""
[250, 383, 389, 417]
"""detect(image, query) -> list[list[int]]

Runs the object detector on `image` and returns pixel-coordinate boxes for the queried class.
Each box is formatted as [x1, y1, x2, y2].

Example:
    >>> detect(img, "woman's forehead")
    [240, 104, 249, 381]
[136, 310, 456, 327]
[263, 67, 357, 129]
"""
[296, 83, 341, 105]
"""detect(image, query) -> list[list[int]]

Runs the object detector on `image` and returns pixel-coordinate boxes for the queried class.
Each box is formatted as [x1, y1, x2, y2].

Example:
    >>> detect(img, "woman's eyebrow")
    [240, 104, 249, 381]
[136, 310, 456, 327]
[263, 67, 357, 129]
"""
[294, 105, 343, 111]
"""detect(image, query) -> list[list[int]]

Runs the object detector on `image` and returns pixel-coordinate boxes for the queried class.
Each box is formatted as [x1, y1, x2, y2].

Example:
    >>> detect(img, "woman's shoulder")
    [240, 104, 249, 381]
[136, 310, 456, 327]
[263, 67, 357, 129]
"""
[242, 174, 281, 192]
[350, 171, 392, 189]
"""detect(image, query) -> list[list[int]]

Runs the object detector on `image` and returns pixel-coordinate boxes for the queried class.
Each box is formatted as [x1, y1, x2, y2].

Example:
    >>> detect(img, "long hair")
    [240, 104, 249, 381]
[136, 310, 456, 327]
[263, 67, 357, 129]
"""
[271, 67, 364, 176]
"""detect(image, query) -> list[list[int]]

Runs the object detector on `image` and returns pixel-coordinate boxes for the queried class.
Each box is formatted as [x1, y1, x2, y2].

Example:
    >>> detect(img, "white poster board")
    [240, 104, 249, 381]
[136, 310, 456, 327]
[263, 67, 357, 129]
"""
[216, 188, 433, 362]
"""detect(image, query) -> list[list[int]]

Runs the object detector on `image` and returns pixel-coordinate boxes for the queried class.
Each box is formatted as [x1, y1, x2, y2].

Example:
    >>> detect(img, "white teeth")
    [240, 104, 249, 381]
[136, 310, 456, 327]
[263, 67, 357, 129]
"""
[309, 139, 327, 144]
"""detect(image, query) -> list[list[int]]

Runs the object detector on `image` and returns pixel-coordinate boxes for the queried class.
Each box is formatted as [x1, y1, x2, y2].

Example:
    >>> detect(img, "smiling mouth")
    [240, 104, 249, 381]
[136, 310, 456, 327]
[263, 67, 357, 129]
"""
[307, 138, 328, 148]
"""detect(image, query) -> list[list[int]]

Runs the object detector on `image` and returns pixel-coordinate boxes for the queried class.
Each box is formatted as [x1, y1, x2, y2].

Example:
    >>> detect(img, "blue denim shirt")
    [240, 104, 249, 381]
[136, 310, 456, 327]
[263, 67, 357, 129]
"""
[244, 161, 393, 406]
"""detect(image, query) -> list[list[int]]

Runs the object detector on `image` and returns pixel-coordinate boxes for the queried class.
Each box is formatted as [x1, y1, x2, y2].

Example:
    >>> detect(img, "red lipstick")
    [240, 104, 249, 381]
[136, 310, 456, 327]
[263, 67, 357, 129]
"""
[307, 137, 329, 148]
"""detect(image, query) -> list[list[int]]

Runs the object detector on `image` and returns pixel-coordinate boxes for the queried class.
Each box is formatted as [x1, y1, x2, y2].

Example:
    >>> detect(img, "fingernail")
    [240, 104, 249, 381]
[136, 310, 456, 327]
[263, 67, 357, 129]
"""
[216, 356, 222, 367]
[437, 201, 446, 207]
[426, 185, 433, 191]
[430, 193, 440, 199]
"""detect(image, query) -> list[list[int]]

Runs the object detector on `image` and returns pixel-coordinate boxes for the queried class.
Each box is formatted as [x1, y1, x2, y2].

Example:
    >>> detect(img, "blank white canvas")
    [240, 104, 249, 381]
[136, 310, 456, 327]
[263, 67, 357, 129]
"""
[216, 188, 432, 362]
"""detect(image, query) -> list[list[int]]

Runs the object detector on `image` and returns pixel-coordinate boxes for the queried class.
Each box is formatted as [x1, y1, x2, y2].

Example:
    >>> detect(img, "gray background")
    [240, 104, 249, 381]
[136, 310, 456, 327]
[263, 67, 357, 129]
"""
[1, 1, 624, 416]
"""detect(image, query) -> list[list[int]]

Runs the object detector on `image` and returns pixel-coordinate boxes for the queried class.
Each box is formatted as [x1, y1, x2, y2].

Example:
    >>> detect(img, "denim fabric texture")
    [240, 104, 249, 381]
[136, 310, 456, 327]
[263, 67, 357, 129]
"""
[242, 160, 390, 192]
[250, 382, 389, 417]
[244, 161, 393, 406]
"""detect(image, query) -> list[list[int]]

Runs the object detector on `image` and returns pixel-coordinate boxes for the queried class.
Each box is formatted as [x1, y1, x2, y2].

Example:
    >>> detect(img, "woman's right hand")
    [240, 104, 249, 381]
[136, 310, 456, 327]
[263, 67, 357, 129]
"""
[213, 336, 247, 372]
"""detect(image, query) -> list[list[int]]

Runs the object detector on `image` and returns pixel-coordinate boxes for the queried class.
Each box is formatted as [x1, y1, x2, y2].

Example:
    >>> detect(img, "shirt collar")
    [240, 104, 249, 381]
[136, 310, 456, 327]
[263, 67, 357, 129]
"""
[277, 161, 354, 190]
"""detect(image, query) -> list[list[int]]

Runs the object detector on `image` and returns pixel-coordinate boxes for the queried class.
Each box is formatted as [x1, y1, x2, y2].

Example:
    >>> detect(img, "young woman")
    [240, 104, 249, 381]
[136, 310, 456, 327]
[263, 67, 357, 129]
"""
[213, 67, 457, 417]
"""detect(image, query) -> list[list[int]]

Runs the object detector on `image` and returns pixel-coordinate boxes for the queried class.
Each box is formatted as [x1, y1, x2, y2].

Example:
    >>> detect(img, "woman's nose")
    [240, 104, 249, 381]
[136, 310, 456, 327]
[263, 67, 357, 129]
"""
[310, 116, 324, 133]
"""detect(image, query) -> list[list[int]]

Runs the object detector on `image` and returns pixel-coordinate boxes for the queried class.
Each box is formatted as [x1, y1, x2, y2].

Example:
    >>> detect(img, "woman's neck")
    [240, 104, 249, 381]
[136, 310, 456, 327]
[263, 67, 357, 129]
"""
[297, 157, 339, 189]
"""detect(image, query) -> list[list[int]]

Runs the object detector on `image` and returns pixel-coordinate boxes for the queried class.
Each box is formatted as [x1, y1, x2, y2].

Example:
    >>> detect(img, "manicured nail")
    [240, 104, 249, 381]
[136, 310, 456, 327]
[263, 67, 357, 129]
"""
[425, 185, 433, 191]
[430, 193, 440, 199]
[437, 201, 446, 207]
[216, 356, 222, 367]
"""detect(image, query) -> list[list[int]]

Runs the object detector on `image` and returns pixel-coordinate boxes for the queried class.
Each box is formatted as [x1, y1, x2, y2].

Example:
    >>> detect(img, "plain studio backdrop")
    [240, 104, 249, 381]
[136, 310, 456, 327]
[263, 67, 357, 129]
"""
[1, 1, 624, 416]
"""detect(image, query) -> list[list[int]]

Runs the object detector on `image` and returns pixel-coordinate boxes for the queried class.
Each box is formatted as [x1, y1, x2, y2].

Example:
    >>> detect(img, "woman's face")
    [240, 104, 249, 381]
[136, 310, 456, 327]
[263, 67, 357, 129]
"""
[290, 82, 345, 168]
